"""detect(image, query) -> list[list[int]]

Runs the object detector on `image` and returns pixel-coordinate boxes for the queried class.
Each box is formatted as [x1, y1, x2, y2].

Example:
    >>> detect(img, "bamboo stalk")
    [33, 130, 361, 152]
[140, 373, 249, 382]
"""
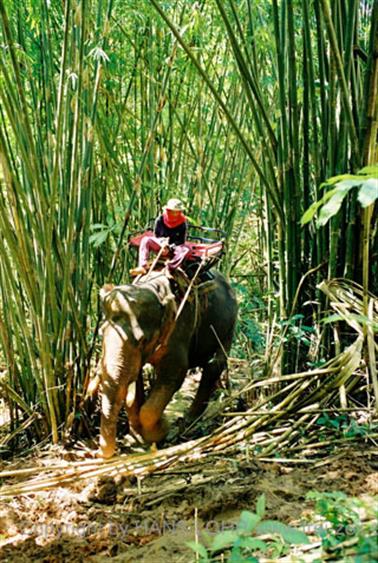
[319, 0, 360, 167]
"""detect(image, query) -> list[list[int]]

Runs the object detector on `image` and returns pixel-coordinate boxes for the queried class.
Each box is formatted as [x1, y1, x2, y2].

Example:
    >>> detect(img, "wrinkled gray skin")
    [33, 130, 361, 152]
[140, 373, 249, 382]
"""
[99, 270, 237, 458]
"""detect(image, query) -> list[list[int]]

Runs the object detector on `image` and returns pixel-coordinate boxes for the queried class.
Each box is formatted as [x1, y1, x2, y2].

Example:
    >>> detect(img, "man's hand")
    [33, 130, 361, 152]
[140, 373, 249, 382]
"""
[159, 237, 170, 256]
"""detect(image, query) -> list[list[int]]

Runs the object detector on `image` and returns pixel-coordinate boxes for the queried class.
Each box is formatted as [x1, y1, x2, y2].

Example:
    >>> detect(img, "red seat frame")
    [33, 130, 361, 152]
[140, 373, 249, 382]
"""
[128, 231, 224, 263]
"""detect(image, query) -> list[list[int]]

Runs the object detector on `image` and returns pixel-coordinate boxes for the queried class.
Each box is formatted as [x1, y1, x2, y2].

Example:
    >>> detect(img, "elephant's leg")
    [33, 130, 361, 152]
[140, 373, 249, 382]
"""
[125, 376, 145, 435]
[139, 365, 187, 443]
[100, 380, 127, 458]
[188, 351, 227, 420]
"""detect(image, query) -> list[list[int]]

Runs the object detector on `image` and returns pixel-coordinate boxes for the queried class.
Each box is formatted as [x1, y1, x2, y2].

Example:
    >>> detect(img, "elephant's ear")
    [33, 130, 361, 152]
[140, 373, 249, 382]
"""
[113, 292, 145, 343]
[123, 301, 145, 342]
[100, 287, 145, 343]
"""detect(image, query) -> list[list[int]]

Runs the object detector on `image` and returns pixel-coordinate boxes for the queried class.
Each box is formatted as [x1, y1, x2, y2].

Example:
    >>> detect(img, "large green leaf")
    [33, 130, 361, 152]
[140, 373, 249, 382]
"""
[238, 510, 261, 533]
[319, 173, 365, 187]
[238, 537, 268, 551]
[255, 520, 310, 544]
[186, 541, 209, 561]
[358, 165, 378, 176]
[301, 199, 323, 225]
[302, 165, 378, 226]
[357, 178, 378, 207]
[318, 183, 354, 226]
[210, 530, 240, 552]
[255, 494, 266, 518]
[301, 185, 347, 225]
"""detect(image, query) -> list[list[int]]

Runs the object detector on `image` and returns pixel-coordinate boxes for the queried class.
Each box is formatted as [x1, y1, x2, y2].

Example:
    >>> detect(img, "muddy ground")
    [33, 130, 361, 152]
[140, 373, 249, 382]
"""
[0, 450, 378, 563]
[0, 368, 377, 562]
[1, 445, 377, 562]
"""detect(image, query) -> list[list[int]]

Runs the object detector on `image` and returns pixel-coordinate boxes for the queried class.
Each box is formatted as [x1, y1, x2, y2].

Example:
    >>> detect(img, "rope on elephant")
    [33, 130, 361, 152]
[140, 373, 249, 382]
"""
[175, 257, 205, 320]
[148, 287, 177, 365]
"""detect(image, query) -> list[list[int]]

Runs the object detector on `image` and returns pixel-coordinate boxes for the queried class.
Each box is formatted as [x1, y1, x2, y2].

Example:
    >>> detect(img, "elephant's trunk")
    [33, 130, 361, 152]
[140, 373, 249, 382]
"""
[99, 378, 127, 458]
[99, 321, 141, 458]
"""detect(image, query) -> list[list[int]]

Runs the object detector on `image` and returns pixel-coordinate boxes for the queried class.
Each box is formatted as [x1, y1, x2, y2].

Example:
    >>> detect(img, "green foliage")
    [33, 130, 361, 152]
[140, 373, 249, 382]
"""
[89, 219, 122, 248]
[280, 314, 315, 348]
[302, 167, 378, 227]
[316, 413, 377, 439]
[231, 282, 265, 358]
[307, 491, 378, 559]
[186, 494, 309, 562]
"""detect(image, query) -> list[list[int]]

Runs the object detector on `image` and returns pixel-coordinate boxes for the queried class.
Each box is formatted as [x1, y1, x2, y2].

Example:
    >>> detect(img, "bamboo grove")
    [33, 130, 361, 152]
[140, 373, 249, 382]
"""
[0, 0, 377, 444]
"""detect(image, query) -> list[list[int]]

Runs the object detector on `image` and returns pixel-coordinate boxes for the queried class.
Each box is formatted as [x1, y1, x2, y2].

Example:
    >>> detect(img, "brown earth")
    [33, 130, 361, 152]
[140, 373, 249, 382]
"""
[0, 447, 377, 563]
[1, 367, 377, 562]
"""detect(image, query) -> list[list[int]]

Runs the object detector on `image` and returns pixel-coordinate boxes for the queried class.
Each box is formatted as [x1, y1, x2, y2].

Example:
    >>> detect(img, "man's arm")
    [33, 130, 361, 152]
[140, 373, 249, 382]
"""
[154, 216, 164, 237]
[175, 221, 187, 245]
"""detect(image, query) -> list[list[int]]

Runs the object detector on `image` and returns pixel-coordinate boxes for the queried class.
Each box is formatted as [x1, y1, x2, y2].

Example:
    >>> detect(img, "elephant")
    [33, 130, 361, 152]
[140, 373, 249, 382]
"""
[98, 269, 238, 458]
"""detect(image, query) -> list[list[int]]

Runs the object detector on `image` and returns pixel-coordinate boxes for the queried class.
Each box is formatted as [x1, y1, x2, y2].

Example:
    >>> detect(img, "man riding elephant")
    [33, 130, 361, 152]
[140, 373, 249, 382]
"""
[129, 198, 190, 277]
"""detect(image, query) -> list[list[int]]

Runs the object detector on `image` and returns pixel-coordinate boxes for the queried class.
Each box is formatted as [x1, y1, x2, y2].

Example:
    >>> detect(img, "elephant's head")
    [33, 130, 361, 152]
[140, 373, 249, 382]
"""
[98, 274, 177, 457]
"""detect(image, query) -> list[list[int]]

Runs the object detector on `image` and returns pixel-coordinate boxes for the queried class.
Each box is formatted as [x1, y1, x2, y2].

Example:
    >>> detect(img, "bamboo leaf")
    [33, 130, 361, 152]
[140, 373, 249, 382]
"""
[89, 230, 109, 247]
[303, 174, 377, 226]
[89, 46, 110, 63]
[90, 223, 109, 230]
[301, 185, 346, 225]
[321, 313, 378, 332]
[358, 165, 378, 176]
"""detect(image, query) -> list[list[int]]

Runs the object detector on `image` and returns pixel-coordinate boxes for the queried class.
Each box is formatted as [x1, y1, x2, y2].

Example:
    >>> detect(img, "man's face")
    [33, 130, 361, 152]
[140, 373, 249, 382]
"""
[167, 209, 181, 217]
